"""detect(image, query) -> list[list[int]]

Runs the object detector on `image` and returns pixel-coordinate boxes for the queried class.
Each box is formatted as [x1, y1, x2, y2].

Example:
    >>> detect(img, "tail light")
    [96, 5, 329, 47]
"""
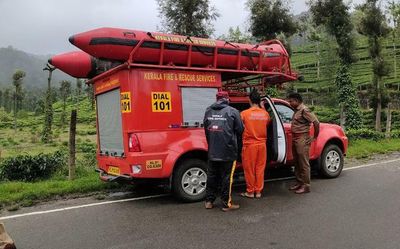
[128, 133, 141, 152]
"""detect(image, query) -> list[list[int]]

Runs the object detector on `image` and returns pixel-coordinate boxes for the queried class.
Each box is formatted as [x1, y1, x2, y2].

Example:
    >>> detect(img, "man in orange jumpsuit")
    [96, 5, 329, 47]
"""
[240, 90, 270, 198]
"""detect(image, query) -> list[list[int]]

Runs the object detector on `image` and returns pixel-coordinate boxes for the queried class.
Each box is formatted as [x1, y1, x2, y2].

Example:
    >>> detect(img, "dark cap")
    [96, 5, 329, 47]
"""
[216, 91, 229, 100]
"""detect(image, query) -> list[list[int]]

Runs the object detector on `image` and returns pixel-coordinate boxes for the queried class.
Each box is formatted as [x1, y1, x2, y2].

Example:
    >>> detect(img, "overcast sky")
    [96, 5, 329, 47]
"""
[0, 0, 363, 55]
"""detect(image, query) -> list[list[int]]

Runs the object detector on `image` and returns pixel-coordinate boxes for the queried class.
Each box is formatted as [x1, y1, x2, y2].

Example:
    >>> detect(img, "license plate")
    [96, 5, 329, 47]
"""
[108, 166, 120, 176]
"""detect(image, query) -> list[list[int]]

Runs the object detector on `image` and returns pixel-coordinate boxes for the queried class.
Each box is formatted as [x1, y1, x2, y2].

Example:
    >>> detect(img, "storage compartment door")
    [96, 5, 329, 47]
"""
[96, 89, 124, 156]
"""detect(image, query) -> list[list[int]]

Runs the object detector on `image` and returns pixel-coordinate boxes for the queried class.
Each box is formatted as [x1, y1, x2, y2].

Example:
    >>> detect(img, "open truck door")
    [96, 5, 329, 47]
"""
[262, 96, 287, 164]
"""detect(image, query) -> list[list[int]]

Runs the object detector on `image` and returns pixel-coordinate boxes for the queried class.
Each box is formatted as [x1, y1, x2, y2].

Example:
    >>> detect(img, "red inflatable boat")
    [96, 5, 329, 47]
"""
[49, 51, 95, 78]
[50, 27, 296, 81]
[69, 27, 289, 71]
[49, 51, 122, 78]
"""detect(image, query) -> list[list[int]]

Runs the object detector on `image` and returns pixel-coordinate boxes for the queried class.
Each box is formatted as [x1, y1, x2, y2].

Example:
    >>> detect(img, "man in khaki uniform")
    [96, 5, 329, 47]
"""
[287, 93, 320, 194]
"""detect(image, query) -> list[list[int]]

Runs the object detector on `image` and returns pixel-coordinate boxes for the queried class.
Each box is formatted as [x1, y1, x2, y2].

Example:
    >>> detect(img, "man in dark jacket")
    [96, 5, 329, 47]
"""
[203, 91, 244, 211]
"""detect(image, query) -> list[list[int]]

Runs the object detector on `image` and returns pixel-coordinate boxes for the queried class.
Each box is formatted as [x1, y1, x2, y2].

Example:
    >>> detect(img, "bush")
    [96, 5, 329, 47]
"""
[53, 132, 60, 139]
[76, 129, 97, 136]
[30, 135, 39, 144]
[389, 129, 400, 139]
[346, 128, 385, 141]
[0, 151, 66, 181]
[77, 142, 96, 154]
[5, 137, 19, 146]
[86, 130, 97, 135]
[75, 153, 97, 177]
[314, 107, 340, 124]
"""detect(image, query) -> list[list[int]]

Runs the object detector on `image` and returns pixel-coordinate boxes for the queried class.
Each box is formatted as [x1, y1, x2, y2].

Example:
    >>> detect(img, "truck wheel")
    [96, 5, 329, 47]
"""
[318, 144, 344, 178]
[172, 159, 207, 202]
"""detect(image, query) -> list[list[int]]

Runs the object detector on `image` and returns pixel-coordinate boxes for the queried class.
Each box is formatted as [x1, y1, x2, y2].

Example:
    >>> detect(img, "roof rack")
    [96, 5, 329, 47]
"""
[87, 38, 298, 90]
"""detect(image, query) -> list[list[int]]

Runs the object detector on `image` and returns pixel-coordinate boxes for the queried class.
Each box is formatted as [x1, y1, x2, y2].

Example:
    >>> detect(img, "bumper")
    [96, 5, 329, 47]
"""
[95, 168, 134, 183]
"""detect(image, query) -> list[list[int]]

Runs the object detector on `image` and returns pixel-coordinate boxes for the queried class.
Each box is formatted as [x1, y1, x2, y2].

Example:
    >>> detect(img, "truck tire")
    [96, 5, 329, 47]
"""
[318, 144, 344, 178]
[172, 159, 208, 202]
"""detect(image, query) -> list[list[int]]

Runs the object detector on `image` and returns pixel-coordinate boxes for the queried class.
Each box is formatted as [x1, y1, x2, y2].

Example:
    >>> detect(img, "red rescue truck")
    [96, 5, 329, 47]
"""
[51, 28, 348, 202]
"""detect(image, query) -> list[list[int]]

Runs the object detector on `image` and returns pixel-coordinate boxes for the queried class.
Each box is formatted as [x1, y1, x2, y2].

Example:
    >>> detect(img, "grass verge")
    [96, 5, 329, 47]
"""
[0, 172, 121, 209]
[347, 138, 400, 159]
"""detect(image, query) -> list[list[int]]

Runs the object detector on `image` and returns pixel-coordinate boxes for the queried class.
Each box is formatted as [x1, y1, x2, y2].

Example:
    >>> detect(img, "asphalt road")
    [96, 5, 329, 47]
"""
[2, 160, 400, 249]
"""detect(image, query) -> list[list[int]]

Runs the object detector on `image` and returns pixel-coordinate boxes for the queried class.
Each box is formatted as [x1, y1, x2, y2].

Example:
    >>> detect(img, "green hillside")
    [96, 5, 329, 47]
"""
[0, 46, 73, 89]
[291, 35, 400, 92]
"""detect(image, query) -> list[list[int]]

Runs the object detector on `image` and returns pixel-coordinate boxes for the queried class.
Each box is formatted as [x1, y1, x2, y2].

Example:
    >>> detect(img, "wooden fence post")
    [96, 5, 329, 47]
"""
[385, 104, 392, 139]
[68, 110, 77, 180]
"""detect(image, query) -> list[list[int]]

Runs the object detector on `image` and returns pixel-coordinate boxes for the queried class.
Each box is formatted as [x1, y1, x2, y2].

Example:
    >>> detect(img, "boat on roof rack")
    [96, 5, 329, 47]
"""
[49, 27, 298, 85]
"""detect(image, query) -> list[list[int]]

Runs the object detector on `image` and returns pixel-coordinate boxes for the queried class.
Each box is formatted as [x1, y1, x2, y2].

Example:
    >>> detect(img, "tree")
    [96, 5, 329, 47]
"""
[75, 79, 83, 112]
[335, 65, 362, 129]
[356, 0, 391, 131]
[59, 80, 72, 127]
[309, 0, 362, 130]
[76, 79, 82, 93]
[12, 69, 26, 130]
[85, 84, 95, 110]
[247, 0, 298, 41]
[386, 0, 400, 136]
[12, 70, 25, 111]
[22, 93, 39, 112]
[42, 64, 56, 143]
[0, 90, 3, 109]
[387, 1, 400, 79]
[218, 26, 253, 43]
[76, 79, 82, 100]
[34, 98, 45, 115]
[310, 0, 357, 65]
[298, 13, 324, 80]
[3, 89, 12, 113]
[157, 0, 219, 37]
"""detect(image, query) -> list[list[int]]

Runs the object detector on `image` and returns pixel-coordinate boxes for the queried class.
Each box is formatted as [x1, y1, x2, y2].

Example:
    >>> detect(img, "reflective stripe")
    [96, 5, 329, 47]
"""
[227, 161, 236, 207]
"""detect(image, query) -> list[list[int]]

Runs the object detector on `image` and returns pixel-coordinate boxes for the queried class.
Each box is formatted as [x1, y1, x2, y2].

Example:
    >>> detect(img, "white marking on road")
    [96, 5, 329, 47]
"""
[0, 194, 169, 221]
[1, 158, 399, 221]
[343, 158, 400, 171]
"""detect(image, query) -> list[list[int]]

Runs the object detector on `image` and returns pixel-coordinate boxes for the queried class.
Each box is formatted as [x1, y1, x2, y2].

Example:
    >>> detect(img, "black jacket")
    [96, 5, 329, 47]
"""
[203, 99, 244, 161]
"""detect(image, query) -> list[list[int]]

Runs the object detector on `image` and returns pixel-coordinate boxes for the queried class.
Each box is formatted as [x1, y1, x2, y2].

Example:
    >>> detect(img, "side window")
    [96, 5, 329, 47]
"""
[274, 103, 294, 123]
[181, 87, 218, 126]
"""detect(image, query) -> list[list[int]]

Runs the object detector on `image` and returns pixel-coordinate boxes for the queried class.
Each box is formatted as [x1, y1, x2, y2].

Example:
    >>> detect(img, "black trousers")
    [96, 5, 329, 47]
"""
[205, 160, 236, 208]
